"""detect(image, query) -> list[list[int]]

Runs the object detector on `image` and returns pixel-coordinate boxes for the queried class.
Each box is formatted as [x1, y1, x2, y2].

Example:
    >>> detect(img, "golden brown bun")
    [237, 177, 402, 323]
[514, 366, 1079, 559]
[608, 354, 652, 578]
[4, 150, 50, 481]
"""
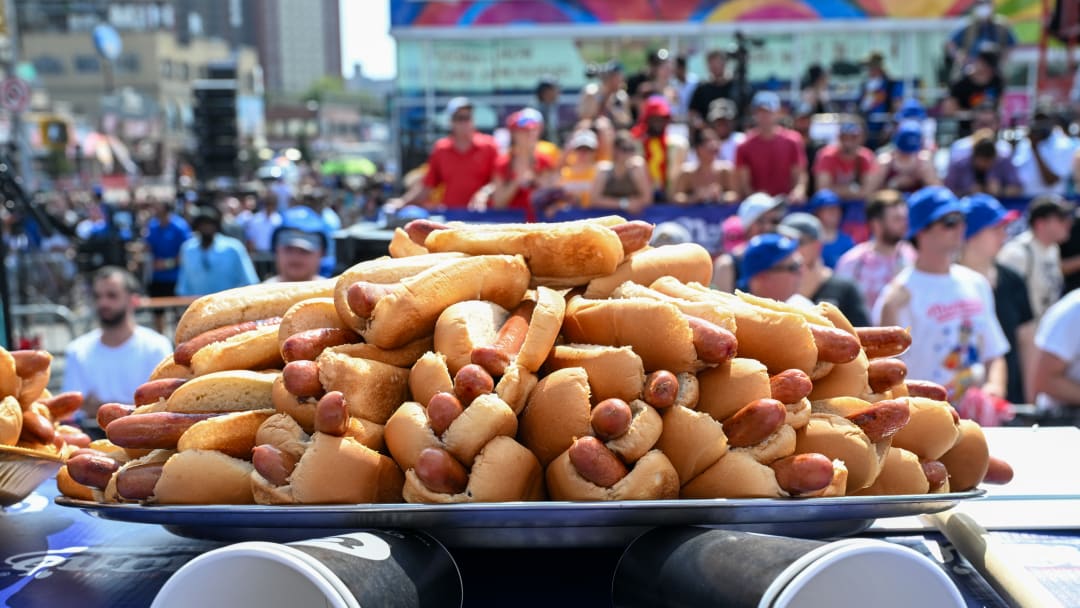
[57, 465, 96, 500]
[545, 449, 679, 501]
[442, 394, 518, 468]
[657, 405, 729, 485]
[516, 286, 567, 373]
[0, 395, 22, 445]
[402, 435, 544, 504]
[609, 281, 736, 333]
[584, 243, 714, 299]
[290, 433, 404, 504]
[177, 410, 275, 458]
[809, 361, 834, 381]
[278, 298, 350, 345]
[818, 301, 856, 336]
[697, 358, 771, 422]
[785, 398, 812, 430]
[605, 400, 662, 464]
[153, 449, 255, 504]
[166, 370, 276, 413]
[389, 227, 428, 257]
[855, 447, 929, 496]
[255, 413, 310, 462]
[107, 449, 172, 503]
[364, 255, 531, 349]
[891, 397, 960, 461]
[562, 296, 699, 373]
[938, 419, 989, 491]
[809, 351, 870, 401]
[434, 301, 509, 376]
[649, 278, 818, 374]
[495, 364, 537, 415]
[794, 413, 882, 493]
[271, 374, 316, 432]
[0, 348, 18, 399]
[251, 472, 294, 505]
[518, 368, 592, 466]
[323, 336, 432, 369]
[737, 290, 836, 328]
[316, 350, 410, 425]
[176, 279, 336, 344]
[545, 344, 645, 404]
[424, 218, 626, 280]
[681, 451, 784, 498]
[811, 396, 873, 418]
[190, 324, 283, 376]
[16, 353, 51, 407]
[408, 351, 454, 410]
[384, 402, 441, 472]
[334, 253, 467, 333]
[149, 354, 194, 381]
[736, 424, 797, 465]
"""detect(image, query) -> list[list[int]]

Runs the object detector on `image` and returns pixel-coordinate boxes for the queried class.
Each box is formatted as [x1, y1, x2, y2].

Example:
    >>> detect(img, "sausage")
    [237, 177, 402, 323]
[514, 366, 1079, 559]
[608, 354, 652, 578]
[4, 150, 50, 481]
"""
[771, 453, 836, 495]
[471, 300, 536, 377]
[453, 364, 495, 405]
[282, 361, 324, 399]
[591, 398, 634, 441]
[20, 409, 55, 444]
[345, 282, 396, 318]
[106, 411, 220, 449]
[949, 406, 960, 425]
[11, 350, 51, 378]
[686, 316, 738, 364]
[281, 328, 357, 362]
[674, 372, 700, 410]
[115, 463, 164, 501]
[97, 403, 135, 430]
[984, 456, 1014, 485]
[921, 459, 949, 492]
[770, 369, 813, 404]
[643, 371, 679, 409]
[66, 452, 121, 489]
[867, 358, 908, 394]
[40, 391, 84, 420]
[809, 325, 861, 364]
[722, 399, 788, 448]
[56, 426, 92, 448]
[313, 391, 349, 436]
[610, 221, 654, 255]
[403, 219, 450, 246]
[905, 380, 949, 402]
[173, 318, 282, 367]
[133, 379, 188, 407]
[845, 399, 911, 442]
[856, 326, 913, 359]
[414, 447, 468, 495]
[252, 444, 299, 486]
[427, 392, 464, 436]
[569, 436, 628, 488]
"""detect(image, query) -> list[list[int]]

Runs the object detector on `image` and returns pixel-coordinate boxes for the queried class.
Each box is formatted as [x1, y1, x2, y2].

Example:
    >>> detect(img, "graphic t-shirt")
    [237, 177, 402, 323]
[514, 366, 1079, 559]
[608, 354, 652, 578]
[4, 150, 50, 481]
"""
[998, 231, 1064, 320]
[835, 241, 916, 312]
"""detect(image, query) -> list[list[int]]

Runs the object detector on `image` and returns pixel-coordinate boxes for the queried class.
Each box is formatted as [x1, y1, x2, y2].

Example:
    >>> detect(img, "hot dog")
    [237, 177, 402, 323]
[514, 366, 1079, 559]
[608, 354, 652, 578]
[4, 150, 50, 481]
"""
[722, 399, 788, 448]
[282, 361, 324, 398]
[584, 243, 714, 299]
[856, 326, 913, 359]
[808, 325, 861, 365]
[116, 462, 165, 500]
[642, 371, 679, 409]
[453, 364, 495, 405]
[867, 358, 908, 394]
[280, 328, 357, 362]
[174, 317, 282, 367]
[427, 392, 464, 436]
[39, 391, 84, 420]
[252, 444, 298, 486]
[591, 398, 633, 440]
[414, 447, 469, 494]
[843, 399, 911, 442]
[175, 279, 335, 345]
[176, 410, 277, 458]
[904, 380, 948, 402]
[133, 379, 187, 407]
[770, 369, 813, 404]
[97, 403, 135, 429]
[106, 412, 221, 449]
[471, 300, 535, 377]
[402, 435, 544, 504]
[770, 453, 837, 495]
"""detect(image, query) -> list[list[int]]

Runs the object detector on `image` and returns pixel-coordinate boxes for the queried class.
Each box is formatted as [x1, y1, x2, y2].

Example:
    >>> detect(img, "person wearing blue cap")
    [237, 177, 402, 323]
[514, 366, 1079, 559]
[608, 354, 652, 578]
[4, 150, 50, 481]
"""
[806, 189, 855, 269]
[735, 91, 807, 203]
[265, 206, 329, 283]
[740, 233, 810, 307]
[958, 193, 1031, 406]
[865, 120, 939, 196]
[875, 186, 1010, 411]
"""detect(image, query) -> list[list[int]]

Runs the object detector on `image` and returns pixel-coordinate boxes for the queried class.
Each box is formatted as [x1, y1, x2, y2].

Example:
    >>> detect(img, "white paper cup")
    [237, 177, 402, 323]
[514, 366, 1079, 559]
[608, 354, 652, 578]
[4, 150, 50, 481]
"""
[613, 527, 964, 608]
[152, 530, 461, 608]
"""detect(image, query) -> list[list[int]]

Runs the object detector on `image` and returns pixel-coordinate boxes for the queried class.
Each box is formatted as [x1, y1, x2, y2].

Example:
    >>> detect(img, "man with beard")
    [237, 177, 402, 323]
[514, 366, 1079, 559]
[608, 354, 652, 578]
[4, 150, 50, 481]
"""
[62, 266, 173, 436]
[835, 189, 916, 312]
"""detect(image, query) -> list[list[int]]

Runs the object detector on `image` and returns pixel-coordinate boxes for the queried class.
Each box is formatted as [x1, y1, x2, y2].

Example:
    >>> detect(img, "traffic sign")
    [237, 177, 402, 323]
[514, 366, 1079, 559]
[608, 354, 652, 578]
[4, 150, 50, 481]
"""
[0, 77, 30, 113]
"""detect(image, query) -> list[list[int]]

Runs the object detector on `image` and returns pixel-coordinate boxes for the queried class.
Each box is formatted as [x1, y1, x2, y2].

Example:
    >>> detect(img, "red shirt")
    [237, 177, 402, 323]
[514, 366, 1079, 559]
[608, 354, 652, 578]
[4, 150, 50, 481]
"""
[495, 152, 556, 223]
[734, 127, 806, 196]
[423, 133, 498, 207]
[813, 144, 876, 191]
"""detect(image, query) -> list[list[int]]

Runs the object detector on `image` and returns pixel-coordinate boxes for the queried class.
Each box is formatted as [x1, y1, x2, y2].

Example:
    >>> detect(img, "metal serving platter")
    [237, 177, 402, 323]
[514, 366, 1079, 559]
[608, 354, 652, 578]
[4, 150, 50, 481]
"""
[57, 490, 983, 548]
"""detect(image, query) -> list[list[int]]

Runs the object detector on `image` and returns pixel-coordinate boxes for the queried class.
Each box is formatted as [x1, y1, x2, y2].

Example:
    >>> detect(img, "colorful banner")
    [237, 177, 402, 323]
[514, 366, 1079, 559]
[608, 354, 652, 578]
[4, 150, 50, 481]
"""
[391, 0, 1040, 27]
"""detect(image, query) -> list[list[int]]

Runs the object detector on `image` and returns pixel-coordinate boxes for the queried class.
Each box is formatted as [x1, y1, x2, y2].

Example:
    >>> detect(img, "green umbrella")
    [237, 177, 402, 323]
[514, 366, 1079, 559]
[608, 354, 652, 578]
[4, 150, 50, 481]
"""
[322, 156, 376, 176]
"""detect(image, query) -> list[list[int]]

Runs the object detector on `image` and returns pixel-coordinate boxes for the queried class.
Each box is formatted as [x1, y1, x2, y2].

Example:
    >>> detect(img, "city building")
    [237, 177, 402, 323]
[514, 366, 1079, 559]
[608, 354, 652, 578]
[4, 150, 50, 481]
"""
[253, 0, 341, 94]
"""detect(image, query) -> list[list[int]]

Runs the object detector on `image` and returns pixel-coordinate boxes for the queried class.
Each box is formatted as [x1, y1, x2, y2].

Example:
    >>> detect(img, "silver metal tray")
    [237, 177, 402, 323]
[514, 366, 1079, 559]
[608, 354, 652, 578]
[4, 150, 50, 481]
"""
[56, 491, 983, 548]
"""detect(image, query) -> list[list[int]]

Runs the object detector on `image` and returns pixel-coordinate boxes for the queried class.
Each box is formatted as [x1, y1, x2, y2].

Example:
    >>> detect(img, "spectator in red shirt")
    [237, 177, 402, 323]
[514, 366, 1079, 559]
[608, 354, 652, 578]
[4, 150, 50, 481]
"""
[813, 118, 879, 201]
[735, 91, 807, 203]
[488, 109, 558, 223]
[388, 97, 498, 211]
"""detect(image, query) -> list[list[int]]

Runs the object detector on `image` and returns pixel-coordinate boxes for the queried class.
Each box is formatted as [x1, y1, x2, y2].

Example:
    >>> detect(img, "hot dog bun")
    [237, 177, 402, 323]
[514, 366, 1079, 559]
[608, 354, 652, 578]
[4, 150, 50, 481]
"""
[604, 400, 663, 465]
[176, 410, 275, 458]
[515, 286, 567, 373]
[657, 405, 729, 485]
[0, 348, 17, 400]
[190, 323, 283, 376]
[680, 450, 784, 498]
[518, 367, 592, 466]
[149, 354, 193, 381]
[166, 370, 276, 413]
[855, 447, 929, 496]
[697, 358, 771, 422]
[794, 413, 884, 493]
[609, 281, 737, 334]
[809, 351, 870, 401]
[153, 449, 255, 504]
[440, 394, 518, 468]
[389, 227, 428, 257]
[402, 435, 544, 503]
[563, 296, 700, 373]
[434, 301, 509, 376]
[408, 352, 454, 411]
[546, 448, 679, 501]
[323, 336, 433, 369]
[277, 297, 351, 352]
[890, 397, 960, 461]
[937, 419, 990, 491]
[0, 396, 21, 445]
[316, 350, 410, 425]
[176, 279, 335, 344]
[545, 344, 645, 404]
[284, 433, 404, 504]
[584, 243, 714, 299]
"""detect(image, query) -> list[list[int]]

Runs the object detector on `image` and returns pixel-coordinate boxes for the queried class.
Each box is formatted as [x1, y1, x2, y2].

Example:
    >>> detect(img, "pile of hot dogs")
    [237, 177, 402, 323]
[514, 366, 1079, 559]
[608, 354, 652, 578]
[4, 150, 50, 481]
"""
[0, 347, 91, 458]
[59, 216, 1013, 505]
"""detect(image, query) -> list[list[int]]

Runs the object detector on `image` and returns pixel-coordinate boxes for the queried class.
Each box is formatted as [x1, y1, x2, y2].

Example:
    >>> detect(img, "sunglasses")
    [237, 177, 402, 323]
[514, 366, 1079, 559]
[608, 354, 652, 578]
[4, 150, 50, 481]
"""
[934, 213, 965, 229]
[451, 113, 473, 123]
[769, 260, 803, 274]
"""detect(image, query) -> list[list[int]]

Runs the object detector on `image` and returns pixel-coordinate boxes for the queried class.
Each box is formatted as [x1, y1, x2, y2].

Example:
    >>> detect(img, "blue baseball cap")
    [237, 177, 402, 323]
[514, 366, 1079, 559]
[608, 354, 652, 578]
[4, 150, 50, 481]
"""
[751, 90, 781, 112]
[807, 189, 841, 212]
[962, 193, 1020, 239]
[740, 233, 800, 287]
[895, 98, 927, 122]
[893, 120, 923, 153]
[907, 186, 967, 239]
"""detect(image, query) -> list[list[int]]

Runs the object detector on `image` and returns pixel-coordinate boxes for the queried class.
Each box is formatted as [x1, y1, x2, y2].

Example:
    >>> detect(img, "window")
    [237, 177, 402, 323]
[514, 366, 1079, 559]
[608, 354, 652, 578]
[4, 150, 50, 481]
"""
[116, 54, 140, 74]
[74, 55, 101, 74]
[161, 59, 172, 78]
[33, 56, 64, 76]
[177, 63, 189, 80]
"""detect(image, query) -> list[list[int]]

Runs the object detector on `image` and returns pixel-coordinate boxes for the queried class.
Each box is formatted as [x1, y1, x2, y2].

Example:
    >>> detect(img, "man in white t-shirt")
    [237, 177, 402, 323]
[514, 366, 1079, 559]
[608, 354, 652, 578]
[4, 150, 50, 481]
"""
[62, 266, 174, 435]
[1011, 105, 1077, 197]
[875, 186, 1009, 409]
[1031, 288, 1080, 420]
[997, 194, 1075, 319]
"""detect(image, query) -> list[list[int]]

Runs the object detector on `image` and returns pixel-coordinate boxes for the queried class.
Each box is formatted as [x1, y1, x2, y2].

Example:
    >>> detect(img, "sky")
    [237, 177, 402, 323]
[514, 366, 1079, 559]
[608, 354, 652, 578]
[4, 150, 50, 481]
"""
[341, 1, 397, 80]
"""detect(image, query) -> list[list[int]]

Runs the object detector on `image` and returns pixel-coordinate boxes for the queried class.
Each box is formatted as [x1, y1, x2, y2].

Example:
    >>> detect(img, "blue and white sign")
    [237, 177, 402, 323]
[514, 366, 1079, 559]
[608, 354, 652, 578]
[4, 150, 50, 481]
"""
[92, 24, 122, 61]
